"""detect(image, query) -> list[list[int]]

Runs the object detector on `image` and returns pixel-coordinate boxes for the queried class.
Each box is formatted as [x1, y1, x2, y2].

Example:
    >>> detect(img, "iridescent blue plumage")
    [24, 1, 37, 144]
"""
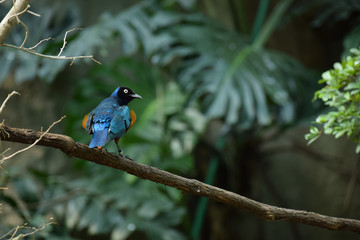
[83, 87, 141, 151]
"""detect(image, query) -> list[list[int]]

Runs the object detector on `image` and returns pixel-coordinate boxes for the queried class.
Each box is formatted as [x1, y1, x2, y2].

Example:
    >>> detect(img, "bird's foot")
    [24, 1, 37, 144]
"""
[119, 152, 130, 159]
[117, 149, 132, 159]
[118, 148, 123, 156]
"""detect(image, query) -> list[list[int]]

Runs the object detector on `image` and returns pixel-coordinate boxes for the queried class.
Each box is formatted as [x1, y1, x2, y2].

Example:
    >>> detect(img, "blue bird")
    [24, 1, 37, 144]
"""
[82, 86, 141, 154]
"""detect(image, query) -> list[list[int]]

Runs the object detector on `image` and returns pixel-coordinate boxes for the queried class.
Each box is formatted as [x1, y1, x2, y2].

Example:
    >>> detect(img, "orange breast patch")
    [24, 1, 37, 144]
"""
[82, 113, 89, 129]
[127, 110, 136, 132]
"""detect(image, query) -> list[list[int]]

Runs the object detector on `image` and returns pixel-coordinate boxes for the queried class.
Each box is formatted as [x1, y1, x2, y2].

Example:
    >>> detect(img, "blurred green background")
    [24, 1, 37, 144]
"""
[1, 0, 360, 239]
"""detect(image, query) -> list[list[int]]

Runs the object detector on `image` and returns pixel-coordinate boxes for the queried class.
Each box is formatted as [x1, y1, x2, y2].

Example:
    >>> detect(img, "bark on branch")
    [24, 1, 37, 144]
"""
[1, 124, 360, 234]
[0, 0, 30, 44]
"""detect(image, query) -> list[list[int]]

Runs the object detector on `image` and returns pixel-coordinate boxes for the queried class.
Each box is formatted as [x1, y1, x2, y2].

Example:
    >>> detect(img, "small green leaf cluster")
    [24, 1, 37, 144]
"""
[306, 48, 360, 153]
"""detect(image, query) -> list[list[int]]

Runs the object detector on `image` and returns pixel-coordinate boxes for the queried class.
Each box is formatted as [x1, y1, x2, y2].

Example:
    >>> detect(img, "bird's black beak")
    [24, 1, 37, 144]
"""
[131, 93, 142, 99]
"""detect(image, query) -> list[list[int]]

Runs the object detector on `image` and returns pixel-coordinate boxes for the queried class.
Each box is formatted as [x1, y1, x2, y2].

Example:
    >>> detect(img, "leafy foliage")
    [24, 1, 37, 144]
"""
[1, 0, 316, 128]
[293, 0, 360, 59]
[49, 167, 187, 240]
[311, 0, 360, 27]
[306, 47, 360, 153]
[59, 0, 316, 130]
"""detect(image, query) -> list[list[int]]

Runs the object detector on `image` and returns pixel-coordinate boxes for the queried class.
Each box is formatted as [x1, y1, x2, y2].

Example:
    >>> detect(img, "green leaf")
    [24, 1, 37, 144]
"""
[334, 62, 343, 70]
[322, 71, 332, 81]
[111, 224, 132, 240]
[308, 46, 360, 153]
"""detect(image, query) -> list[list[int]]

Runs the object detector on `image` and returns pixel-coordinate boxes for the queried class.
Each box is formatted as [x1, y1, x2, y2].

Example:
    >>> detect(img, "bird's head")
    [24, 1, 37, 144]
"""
[111, 86, 142, 105]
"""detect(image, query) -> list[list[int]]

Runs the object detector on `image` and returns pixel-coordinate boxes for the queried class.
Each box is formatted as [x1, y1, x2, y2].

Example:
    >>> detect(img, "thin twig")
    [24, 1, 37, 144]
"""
[18, 20, 28, 48]
[19, 219, 57, 238]
[0, 91, 19, 115]
[0, 116, 65, 165]
[0, 0, 7, 4]
[0, 148, 11, 157]
[70, 58, 76, 66]
[6, 4, 29, 23]
[1, 226, 18, 240]
[1, 43, 101, 64]
[8, 225, 19, 240]
[0, 218, 56, 240]
[28, 37, 53, 50]
[58, 27, 82, 57]
[0, 2, 100, 65]
[89, 57, 101, 65]
[27, 10, 41, 17]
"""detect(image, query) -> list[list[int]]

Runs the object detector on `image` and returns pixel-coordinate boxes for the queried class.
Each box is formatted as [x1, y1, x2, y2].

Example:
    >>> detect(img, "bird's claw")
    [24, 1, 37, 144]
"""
[118, 149, 123, 156]
[118, 151, 130, 159]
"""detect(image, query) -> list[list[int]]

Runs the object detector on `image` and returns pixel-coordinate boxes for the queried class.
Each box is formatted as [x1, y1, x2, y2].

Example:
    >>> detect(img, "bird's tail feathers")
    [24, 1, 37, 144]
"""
[89, 129, 109, 148]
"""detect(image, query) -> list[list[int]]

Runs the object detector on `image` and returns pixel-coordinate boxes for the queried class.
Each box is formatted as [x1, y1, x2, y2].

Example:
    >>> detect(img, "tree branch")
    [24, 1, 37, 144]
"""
[0, 0, 30, 44]
[0, 116, 65, 165]
[2, 43, 101, 65]
[1, 124, 360, 234]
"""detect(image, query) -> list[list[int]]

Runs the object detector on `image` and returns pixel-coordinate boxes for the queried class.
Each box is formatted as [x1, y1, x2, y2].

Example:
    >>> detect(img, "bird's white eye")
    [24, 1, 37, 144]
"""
[124, 89, 128, 94]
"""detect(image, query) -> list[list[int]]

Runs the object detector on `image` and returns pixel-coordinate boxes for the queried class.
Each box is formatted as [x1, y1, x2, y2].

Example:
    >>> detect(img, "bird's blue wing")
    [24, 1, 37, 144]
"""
[109, 106, 131, 139]
[89, 116, 112, 148]
[88, 98, 118, 148]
